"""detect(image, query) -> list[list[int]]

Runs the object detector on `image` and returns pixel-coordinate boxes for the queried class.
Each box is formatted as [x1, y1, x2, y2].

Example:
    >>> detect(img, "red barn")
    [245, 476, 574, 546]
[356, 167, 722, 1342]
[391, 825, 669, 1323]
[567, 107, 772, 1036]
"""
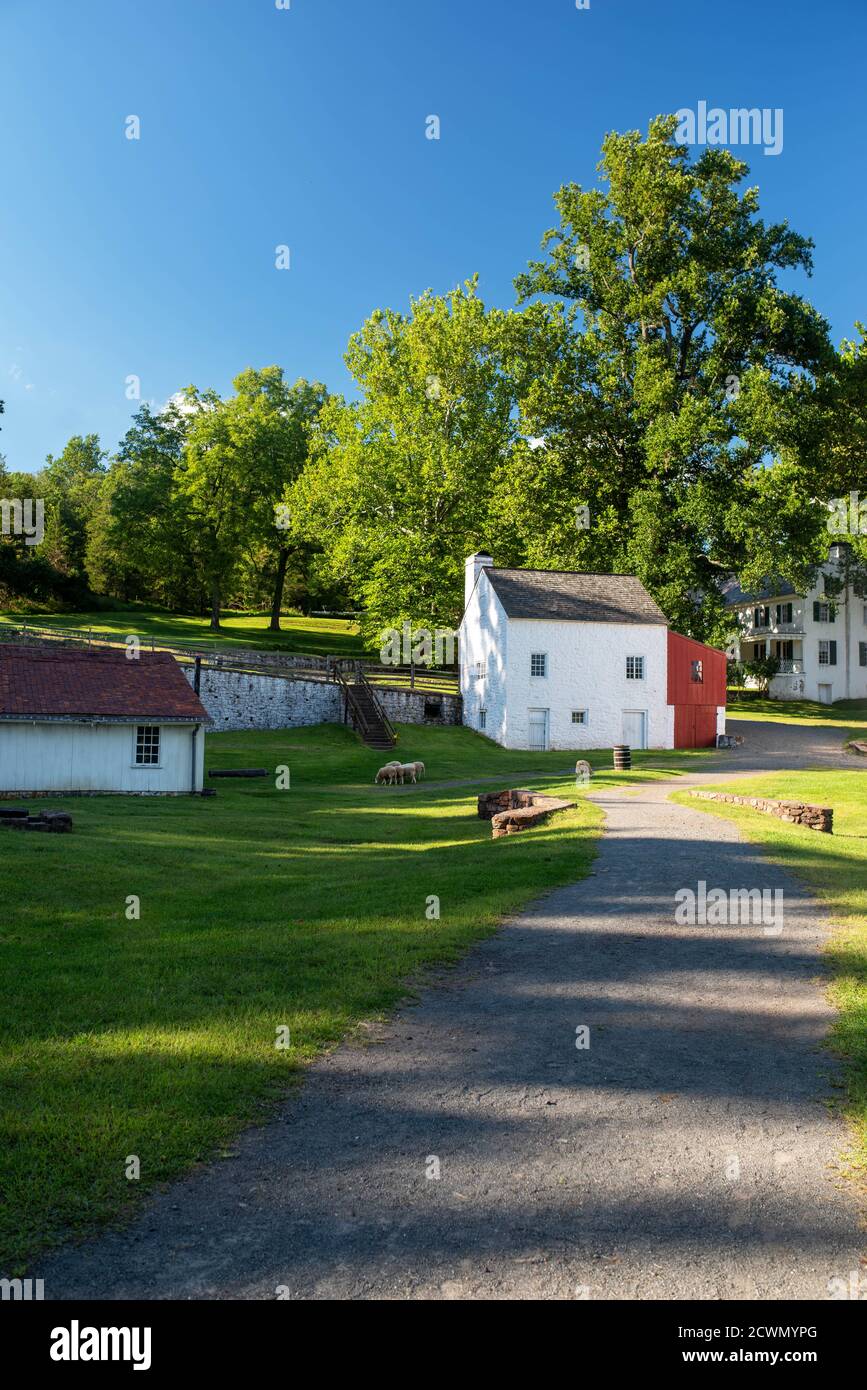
[667, 631, 727, 748]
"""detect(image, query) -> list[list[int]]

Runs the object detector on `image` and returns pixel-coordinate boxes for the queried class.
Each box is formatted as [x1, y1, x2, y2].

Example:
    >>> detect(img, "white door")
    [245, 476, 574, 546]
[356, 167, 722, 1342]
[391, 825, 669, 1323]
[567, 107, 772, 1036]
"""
[818, 684, 833, 704]
[528, 708, 548, 751]
[622, 710, 647, 749]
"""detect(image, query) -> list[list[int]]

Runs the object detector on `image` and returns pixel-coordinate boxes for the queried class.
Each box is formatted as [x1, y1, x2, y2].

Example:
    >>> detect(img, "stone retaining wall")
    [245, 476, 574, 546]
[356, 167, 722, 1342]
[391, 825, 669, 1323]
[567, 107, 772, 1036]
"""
[184, 666, 462, 734]
[184, 667, 341, 732]
[689, 789, 833, 833]
[375, 686, 462, 727]
[478, 788, 574, 838]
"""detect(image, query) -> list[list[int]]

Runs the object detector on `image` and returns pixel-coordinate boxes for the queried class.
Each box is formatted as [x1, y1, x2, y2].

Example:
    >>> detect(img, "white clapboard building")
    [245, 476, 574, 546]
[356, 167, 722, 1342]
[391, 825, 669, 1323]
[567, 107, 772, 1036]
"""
[0, 644, 210, 794]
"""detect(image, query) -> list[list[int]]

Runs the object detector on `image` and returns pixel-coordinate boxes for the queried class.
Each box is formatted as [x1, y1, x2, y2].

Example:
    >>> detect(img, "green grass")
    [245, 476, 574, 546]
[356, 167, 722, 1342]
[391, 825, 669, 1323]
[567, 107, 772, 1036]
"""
[0, 606, 369, 657]
[727, 695, 867, 728]
[671, 771, 867, 1172]
[0, 722, 709, 1271]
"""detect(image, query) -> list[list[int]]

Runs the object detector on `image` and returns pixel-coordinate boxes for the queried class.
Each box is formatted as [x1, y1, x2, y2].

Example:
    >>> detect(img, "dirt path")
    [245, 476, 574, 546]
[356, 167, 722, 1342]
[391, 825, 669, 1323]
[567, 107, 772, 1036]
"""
[37, 770, 863, 1300]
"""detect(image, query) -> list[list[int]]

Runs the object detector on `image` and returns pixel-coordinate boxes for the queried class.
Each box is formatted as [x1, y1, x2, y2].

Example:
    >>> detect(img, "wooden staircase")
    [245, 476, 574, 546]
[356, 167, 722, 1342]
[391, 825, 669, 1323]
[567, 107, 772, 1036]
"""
[336, 669, 397, 750]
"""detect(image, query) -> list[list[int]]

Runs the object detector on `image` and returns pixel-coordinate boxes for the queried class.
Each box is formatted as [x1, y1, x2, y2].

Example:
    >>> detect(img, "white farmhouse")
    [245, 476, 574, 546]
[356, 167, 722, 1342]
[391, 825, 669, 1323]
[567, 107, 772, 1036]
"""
[726, 542, 867, 703]
[459, 553, 725, 751]
[0, 644, 211, 794]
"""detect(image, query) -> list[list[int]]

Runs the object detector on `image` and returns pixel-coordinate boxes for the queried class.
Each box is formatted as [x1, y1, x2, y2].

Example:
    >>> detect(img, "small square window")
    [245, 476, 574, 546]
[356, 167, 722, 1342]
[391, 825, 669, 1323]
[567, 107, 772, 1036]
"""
[530, 653, 547, 678]
[691, 659, 703, 683]
[135, 725, 160, 765]
[626, 656, 644, 680]
[571, 710, 587, 724]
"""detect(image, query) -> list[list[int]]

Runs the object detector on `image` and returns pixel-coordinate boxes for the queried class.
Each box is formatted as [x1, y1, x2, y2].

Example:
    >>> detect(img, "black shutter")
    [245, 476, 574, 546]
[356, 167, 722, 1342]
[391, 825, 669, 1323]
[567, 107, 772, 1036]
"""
[829, 604, 837, 621]
[860, 642, 867, 668]
[829, 641, 837, 666]
[813, 600, 820, 621]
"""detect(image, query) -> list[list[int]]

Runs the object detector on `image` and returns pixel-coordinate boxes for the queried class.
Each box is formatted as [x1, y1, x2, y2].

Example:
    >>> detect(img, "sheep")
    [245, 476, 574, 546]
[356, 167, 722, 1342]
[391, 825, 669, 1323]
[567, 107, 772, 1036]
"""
[375, 765, 400, 785]
[412, 761, 425, 780]
[398, 762, 418, 784]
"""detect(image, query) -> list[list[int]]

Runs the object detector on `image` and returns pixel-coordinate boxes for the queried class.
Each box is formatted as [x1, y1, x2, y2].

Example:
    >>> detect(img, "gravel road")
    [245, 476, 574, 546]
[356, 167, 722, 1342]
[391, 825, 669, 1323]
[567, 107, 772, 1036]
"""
[36, 767, 865, 1300]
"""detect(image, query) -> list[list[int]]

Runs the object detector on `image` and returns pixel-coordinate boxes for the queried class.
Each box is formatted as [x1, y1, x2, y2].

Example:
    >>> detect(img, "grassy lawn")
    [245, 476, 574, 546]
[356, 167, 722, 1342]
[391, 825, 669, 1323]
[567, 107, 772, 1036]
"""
[671, 771, 867, 1173]
[0, 722, 710, 1272]
[727, 694, 867, 730]
[0, 606, 369, 658]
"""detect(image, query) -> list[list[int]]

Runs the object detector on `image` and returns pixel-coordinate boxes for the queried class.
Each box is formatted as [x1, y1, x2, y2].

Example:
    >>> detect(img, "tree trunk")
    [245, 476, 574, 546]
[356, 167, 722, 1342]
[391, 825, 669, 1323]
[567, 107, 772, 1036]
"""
[209, 580, 221, 630]
[269, 547, 289, 631]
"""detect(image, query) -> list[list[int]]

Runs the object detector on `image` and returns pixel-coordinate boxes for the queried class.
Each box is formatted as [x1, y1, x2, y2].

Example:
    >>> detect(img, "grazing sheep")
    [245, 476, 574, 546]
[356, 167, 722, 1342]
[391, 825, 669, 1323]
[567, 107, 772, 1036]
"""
[375, 765, 400, 785]
[398, 762, 417, 784]
[412, 761, 425, 780]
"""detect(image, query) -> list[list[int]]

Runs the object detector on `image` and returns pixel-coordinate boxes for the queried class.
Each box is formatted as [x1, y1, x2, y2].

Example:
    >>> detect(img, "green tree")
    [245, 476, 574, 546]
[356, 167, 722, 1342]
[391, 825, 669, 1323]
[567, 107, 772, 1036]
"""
[506, 114, 834, 639]
[290, 281, 518, 641]
[220, 368, 329, 630]
[89, 401, 201, 608]
[40, 435, 107, 581]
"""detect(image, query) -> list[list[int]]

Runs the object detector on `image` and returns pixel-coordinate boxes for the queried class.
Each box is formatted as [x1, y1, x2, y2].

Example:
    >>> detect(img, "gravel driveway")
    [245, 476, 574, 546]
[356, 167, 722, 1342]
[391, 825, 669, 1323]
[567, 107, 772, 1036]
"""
[36, 766, 864, 1300]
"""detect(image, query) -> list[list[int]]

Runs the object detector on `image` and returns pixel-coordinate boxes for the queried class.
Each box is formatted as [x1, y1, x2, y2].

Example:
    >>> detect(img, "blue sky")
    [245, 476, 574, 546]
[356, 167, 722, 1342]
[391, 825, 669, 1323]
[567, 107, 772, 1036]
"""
[2, 0, 865, 473]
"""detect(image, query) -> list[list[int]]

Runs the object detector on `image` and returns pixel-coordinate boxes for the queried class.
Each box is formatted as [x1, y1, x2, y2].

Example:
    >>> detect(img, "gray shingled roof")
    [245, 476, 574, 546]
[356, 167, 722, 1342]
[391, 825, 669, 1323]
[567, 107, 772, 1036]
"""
[723, 577, 798, 608]
[484, 568, 668, 624]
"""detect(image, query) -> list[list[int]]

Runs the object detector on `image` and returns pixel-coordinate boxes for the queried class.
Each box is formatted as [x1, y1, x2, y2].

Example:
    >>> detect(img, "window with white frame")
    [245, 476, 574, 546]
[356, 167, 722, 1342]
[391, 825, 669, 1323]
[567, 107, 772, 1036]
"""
[571, 710, 587, 725]
[135, 725, 161, 765]
[818, 640, 837, 666]
[530, 653, 547, 678]
[478, 708, 487, 730]
[473, 659, 486, 681]
[626, 655, 644, 680]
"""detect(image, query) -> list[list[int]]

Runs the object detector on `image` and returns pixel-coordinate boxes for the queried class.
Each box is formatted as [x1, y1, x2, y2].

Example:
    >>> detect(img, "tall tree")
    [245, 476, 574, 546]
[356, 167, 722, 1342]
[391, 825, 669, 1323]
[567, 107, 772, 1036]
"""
[290, 281, 518, 640]
[173, 388, 245, 629]
[506, 114, 834, 639]
[89, 402, 201, 608]
[40, 435, 107, 580]
[220, 368, 328, 631]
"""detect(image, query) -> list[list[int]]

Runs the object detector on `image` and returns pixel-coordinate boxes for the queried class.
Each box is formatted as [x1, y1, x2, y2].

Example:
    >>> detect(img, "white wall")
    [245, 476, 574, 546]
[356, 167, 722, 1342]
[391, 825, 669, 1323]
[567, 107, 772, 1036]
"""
[0, 721, 204, 794]
[503, 618, 671, 750]
[461, 569, 671, 750]
[460, 568, 509, 744]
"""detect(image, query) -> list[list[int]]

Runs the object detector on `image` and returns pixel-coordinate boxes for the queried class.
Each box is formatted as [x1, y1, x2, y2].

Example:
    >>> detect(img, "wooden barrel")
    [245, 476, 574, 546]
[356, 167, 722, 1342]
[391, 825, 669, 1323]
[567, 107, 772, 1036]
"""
[613, 744, 632, 770]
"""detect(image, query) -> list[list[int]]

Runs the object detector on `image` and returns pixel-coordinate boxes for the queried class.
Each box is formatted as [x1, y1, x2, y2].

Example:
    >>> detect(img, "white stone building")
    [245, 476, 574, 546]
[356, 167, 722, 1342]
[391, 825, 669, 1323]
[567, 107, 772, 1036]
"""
[725, 542, 867, 703]
[459, 553, 680, 751]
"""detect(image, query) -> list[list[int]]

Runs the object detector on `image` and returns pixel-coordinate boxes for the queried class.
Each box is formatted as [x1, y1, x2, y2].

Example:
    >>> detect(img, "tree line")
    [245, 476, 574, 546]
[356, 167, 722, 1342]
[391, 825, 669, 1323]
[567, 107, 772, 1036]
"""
[2, 116, 865, 645]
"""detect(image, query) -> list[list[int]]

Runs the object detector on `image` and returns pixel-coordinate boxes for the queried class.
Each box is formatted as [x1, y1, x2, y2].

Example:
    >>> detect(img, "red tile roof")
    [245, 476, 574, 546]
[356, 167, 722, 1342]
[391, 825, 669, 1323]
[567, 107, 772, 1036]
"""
[0, 645, 211, 722]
